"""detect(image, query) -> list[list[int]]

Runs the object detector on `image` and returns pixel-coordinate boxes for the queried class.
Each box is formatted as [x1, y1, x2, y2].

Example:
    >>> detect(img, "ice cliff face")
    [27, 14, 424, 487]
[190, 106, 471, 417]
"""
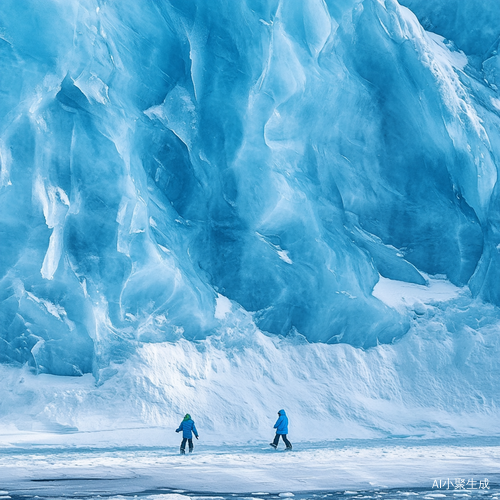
[1, 0, 499, 377]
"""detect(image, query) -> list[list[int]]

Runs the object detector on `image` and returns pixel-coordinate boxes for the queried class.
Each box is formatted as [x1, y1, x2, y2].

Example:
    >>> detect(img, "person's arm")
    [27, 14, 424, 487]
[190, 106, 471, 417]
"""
[176, 423, 182, 433]
[193, 422, 199, 439]
[274, 416, 282, 429]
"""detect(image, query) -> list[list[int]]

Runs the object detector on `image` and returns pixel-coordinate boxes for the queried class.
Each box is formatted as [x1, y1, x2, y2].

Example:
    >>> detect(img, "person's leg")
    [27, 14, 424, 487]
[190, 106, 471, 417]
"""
[188, 438, 194, 452]
[273, 433, 280, 446]
[282, 434, 292, 449]
[180, 437, 187, 453]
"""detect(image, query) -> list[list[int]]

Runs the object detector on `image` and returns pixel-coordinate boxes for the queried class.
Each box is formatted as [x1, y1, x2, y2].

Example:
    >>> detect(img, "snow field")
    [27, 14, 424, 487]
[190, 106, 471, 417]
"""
[0, 439, 499, 495]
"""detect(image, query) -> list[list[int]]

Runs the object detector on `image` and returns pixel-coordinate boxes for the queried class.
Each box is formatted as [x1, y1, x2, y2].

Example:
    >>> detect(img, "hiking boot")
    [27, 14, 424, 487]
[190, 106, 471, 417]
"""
[270, 443, 277, 449]
[180, 449, 186, 455]
[286, 445, 293, 450]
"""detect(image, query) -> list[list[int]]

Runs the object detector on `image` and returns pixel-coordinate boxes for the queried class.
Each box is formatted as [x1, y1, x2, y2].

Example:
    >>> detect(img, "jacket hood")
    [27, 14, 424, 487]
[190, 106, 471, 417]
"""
[183, 414, 191, 421]
[278, 409, 286, 415]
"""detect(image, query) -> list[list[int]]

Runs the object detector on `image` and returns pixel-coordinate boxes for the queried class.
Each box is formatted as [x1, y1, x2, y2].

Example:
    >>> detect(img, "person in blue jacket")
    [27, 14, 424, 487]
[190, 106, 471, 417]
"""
[270, 409, 292, 450]
[176, 413, 199, 454]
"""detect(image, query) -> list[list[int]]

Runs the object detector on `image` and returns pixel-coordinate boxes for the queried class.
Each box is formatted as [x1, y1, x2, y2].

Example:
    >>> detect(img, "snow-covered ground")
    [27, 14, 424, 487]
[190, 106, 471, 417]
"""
[1, 438, 499, 498]
[0, 278, 498, 498]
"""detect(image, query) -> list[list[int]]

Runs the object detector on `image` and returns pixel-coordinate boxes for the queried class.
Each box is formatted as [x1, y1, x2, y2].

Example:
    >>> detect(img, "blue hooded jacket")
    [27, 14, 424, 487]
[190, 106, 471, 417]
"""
[176, 416, 198, 439]
[274, 409, 288, 434]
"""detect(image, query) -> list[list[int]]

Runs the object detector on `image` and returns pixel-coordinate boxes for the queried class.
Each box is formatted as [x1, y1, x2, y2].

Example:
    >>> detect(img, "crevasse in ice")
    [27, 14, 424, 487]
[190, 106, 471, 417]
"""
[0, 0, 499, 377]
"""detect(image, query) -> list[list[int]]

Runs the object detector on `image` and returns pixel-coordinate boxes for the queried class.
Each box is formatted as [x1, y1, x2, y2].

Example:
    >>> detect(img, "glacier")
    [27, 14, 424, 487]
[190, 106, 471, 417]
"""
[0, 0, 499, 442]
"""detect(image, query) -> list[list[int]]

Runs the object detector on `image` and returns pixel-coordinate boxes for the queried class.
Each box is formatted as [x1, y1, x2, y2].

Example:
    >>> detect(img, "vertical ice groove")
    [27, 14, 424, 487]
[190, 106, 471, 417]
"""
[303, 0, 333, 57]
[0, 139, 12, 187]
[40, 227, 62, 280]
[40, 196, 69, 280]
[130, 200, 147, 234]
[34, 159, 71, 278]
[34, 175, 50, 226]
[116, 193, 134, 255]
[255, 28, 273, 93]
[188, 21, 209, 103]
[116, 197, 129, 225]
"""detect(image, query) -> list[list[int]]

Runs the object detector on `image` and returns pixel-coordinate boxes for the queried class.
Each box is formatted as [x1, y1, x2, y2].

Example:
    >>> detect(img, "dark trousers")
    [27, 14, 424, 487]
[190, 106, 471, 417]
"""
[273, 433, 292, 448]
[180, 437, 193, 452]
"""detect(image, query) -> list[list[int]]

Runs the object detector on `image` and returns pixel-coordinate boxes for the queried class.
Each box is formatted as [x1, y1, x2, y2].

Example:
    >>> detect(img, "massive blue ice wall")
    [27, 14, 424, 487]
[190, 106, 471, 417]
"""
[0, 0, 499, 375]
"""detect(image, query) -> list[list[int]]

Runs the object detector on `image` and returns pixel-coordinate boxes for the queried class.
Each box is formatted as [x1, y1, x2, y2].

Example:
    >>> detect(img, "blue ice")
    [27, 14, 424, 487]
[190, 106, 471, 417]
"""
[0, 0, 499, 376]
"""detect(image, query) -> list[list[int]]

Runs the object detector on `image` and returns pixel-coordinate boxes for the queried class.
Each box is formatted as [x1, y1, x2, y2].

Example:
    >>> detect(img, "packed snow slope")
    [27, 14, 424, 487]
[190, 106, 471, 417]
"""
[1, 278, 498, 443]
[0, 0, 499, 439]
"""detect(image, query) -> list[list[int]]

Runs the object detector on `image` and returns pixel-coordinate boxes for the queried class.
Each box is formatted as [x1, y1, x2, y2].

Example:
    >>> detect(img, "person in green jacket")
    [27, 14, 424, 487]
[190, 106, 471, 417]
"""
[176, 414, 199, 454]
